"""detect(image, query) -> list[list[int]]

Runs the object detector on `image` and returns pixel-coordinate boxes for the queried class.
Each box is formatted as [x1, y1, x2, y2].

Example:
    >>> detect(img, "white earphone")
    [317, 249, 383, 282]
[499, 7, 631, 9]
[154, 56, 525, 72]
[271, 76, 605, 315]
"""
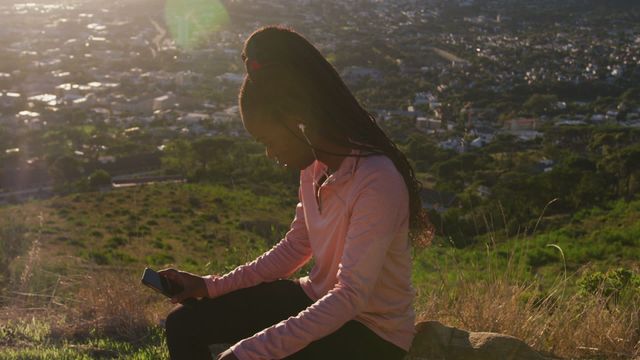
[297, 122, 320, 161]
[294, 122, 368, 158]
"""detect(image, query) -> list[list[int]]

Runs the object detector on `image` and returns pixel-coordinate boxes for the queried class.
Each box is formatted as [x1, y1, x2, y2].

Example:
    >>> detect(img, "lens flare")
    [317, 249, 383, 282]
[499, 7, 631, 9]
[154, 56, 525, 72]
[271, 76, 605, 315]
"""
[164, 0, 230, 50]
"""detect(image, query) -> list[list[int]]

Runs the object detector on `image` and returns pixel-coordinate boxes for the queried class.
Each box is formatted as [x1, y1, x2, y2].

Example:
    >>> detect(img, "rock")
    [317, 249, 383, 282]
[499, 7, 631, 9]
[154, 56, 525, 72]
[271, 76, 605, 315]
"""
[408, 321, 546, 360]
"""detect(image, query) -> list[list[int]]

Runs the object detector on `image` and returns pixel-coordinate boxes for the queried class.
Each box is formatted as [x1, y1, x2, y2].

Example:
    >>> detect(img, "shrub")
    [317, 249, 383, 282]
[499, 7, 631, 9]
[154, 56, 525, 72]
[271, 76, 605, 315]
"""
[578, 268, 640, 300]
[106, 236, 127, 249]
[69, 272, 160, 341]
[527, 247, 558, 268]
[87, 251, 109, 265]
[0, 219, 30, 289]
[145, 253, 175, 266]
[188, 195, 202, 209]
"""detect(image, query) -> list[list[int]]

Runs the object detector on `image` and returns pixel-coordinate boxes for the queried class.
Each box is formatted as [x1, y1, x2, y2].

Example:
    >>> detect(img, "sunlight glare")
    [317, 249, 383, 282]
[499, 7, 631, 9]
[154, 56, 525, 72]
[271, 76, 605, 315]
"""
[164, 0, 230, 50]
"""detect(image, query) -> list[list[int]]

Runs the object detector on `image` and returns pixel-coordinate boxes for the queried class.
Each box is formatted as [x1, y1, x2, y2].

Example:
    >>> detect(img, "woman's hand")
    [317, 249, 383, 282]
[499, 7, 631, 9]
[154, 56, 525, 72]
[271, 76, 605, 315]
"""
[157, 268, 212, 304]
[216, 348, 239, 360]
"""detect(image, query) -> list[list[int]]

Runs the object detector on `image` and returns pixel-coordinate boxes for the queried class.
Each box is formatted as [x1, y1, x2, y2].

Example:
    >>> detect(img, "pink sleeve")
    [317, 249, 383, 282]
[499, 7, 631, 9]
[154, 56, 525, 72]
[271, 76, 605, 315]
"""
[203, 200, 312, 298]
[230, 170, 409, 360]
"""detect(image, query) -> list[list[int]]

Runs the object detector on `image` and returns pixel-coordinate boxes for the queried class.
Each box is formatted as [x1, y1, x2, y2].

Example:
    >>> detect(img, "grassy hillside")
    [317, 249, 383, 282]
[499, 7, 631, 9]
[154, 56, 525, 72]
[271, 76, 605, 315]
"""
[1, 183, 638, 359]
[2, 183, 295, 286]
[414, 198, 640, 286]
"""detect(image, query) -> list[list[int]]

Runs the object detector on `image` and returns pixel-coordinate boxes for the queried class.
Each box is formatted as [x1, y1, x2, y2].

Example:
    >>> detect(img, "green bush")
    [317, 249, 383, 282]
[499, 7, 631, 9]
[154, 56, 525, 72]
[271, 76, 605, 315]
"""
[578, 268, 640, 300]
[87, 251, 110, 265]
[106, 236, 128, 249]
[0, 220, 30, 289]
[527, 246, 561, 268]
[145, 253, 175, 266]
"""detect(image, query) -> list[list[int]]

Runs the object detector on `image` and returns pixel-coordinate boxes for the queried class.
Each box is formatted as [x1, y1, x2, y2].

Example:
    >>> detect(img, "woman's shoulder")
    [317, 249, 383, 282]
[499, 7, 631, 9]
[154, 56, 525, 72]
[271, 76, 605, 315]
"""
[355, 154, 404, 187]
[348, 153, 409, 211]
[357, 153, 399, 176]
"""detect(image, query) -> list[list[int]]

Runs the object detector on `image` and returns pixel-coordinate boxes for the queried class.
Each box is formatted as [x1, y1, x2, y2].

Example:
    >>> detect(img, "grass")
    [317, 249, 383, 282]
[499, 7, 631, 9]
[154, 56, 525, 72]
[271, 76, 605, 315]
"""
[412, 197, 640, 358]
[0, 183, 295, 359]
[0, 269, 172, 359]
[1, 183, 639, 359]
[4, 183, 293, 274]
[0, 315, 168, 359]
[413, 246, 639, 359]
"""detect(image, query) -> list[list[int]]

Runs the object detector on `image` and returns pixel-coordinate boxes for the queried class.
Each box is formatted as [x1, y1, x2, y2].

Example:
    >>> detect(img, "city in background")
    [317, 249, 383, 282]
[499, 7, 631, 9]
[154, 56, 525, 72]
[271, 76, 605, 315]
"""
[1, 0, 639, 359]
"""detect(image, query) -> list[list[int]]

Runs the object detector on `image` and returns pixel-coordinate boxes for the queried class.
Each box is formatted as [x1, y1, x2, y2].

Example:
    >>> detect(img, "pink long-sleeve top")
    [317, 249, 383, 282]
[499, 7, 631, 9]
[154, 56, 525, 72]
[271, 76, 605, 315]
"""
[203, 151, 415, 360]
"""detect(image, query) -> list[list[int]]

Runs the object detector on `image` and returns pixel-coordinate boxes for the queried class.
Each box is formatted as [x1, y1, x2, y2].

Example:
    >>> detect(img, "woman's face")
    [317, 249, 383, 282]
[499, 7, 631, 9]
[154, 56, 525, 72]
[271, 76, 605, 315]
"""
[243, 116, 316, 171]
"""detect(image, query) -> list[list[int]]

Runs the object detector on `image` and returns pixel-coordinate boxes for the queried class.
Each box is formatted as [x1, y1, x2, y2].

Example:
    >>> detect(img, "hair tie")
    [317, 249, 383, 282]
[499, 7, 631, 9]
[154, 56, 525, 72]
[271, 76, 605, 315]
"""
[248, 59, 262, 72]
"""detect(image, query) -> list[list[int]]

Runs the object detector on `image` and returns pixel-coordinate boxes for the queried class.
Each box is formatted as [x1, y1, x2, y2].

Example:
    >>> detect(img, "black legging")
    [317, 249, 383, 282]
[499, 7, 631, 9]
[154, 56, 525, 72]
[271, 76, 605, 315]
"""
[165, 279, 408, 360]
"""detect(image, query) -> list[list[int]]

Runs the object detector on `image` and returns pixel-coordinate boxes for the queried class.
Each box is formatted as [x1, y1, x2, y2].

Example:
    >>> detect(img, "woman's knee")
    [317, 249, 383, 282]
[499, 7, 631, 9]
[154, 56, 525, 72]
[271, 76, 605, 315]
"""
[165, 304, 193, 337]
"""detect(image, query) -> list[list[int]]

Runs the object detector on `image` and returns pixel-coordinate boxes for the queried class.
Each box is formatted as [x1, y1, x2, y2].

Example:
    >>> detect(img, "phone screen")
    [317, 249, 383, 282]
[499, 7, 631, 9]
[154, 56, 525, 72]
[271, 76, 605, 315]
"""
[141, 267, 175, 297]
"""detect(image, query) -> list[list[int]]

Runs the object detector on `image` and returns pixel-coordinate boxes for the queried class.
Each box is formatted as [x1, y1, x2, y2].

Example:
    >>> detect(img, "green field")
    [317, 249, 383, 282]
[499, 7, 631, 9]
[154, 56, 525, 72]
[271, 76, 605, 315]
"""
[1, 183, 638, 359]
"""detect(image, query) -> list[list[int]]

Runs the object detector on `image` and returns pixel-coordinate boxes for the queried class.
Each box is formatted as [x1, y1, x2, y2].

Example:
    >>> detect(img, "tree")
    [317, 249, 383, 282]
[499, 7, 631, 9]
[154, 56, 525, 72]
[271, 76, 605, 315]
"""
[620, 87, 640, 108]
[192, 137, 234, 172]
[600, 145, 640, 200]
[523, 94, 559, 116]
[88, 169, 112, 189]
[618, 146, 640, 200]
[49, 155, 83, 185]
[161, 139, 195, 175]
[491, 171, 550, 226]
[403, 134, 452, 172]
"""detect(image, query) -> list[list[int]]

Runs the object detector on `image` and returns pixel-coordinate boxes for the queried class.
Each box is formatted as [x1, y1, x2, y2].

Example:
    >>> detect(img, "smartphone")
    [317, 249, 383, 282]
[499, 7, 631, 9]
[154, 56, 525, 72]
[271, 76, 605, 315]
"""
[141, 267, 182, 298]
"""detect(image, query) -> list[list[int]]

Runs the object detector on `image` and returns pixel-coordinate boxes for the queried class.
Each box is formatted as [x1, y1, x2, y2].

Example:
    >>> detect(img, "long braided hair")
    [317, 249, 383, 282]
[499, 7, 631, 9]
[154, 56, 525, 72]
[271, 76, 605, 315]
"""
[238, 25, 433, 248]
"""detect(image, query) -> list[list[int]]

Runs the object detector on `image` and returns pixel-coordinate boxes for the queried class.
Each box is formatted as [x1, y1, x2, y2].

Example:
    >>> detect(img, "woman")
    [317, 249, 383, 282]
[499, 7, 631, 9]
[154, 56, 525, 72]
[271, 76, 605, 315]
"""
[160, 25, 432, 360]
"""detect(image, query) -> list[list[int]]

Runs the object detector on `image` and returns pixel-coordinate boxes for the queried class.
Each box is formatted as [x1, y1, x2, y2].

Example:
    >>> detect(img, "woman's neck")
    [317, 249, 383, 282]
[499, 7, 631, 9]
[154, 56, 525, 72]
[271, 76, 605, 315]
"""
[315, 143, 353, 173]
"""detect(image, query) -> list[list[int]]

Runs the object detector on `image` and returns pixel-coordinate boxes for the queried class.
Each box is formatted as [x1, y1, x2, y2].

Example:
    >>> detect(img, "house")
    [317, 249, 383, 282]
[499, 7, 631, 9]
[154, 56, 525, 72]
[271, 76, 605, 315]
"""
[180, 112, 210, 124]
[531, 158, 555, 173]
[217, 73, 244, 85]
[153, 93, 176, 111]
[341, 66, 382, 84]
[0, 92, 21, 107]
[414, 92, 436, 106]
[620, 120, 640, 128]
[212, 105, 240, 123]
[416, 117, 441, 131]
[188, 123, 207, 135]
[414, 93, 428, 106]
[462, 107, 497, 125]
[504, 118, 537, 131]
[71, 94, 97, 109]
[470, 137, 489, 148]
[91, 50, 126, 63]
[554, 119, 586, 126]
[606, 110, 619, 121]
[86, 81, 119, 93]
[16, 110, 40, 125]
[27, 93, 57, 106]
[55, 83, 93, 100]
[627, 112, 640, 121]
[111, 97, 153, 114]
[124, 127, 140, 135]
[175, 71, 202, 87]
[98, 155, 115, 164]
[145, 71, 175, 87]
[476, 185, 491, 198]
[508, 129, 543, 141]
[438, 138, 465, 153]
